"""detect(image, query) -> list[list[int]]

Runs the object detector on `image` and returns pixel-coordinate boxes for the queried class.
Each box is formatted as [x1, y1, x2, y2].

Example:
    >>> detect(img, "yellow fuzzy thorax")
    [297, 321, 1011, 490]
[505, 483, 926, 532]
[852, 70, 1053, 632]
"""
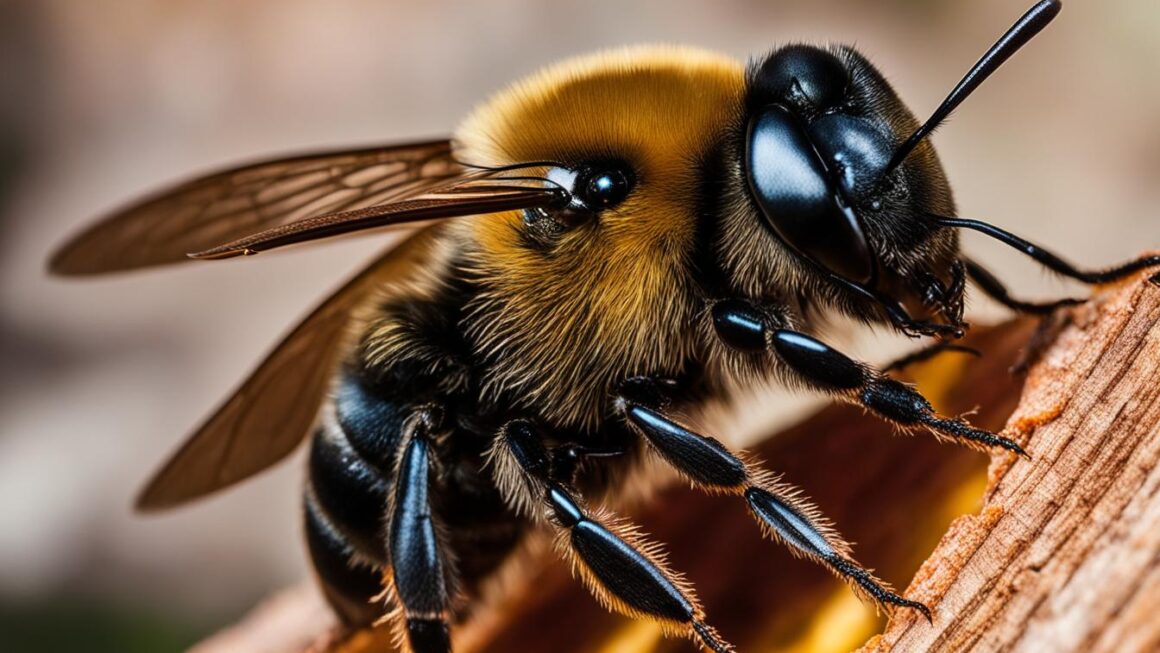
[454, 44, 744, 168]
[451, 46, 748, 428]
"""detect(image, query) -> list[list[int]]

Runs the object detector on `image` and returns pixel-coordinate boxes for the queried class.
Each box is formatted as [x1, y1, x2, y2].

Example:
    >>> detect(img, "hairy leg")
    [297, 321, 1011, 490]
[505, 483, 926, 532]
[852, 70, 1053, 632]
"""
[486, 420, 734, 653]
[711, 298, 1026, 455]
[384, 408, 455, 653]
[615, 377, 931, 619]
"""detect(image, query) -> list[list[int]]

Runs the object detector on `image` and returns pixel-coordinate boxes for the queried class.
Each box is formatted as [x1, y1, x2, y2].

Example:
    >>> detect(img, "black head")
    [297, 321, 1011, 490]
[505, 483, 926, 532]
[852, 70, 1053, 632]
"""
[740, 44, 959, 329]
[735, 1, 1063, 337]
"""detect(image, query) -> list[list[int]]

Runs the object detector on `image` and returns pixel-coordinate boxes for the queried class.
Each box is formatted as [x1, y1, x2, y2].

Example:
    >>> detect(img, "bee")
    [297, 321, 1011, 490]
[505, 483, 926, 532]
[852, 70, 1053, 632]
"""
[48, 1, 1159, 651]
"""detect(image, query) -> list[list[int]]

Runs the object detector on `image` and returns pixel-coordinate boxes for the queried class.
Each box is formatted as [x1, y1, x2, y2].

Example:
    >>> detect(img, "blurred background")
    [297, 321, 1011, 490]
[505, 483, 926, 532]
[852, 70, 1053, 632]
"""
[1, 1, 1158, 651]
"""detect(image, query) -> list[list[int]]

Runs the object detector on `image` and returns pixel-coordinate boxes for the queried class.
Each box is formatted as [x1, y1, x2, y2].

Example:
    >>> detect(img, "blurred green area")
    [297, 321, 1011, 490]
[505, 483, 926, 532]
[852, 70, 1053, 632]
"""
[0, 598, 212, 653]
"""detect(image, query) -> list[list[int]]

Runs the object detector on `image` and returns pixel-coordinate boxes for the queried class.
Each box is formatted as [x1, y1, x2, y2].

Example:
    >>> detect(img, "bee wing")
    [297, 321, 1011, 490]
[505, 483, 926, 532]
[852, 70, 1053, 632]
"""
[49, 139, 461, 275]
[188, 178, 562, 260]
[135, 227, 439, 511]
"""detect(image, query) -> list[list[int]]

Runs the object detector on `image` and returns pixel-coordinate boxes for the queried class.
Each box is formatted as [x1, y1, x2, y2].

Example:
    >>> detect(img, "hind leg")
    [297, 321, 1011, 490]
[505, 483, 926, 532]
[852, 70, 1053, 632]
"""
[383, 408, 456, 653]
[302, 396, 457, 653]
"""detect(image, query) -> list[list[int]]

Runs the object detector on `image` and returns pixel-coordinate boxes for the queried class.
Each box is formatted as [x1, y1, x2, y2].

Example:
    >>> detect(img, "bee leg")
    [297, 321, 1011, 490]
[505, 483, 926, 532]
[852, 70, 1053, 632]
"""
[487, 420, 735, 653]
[615, 381, 931, 620]
[963, 258, 1085, 314]
[711, 299, 1027, 456]
[386, 408, 454, 653]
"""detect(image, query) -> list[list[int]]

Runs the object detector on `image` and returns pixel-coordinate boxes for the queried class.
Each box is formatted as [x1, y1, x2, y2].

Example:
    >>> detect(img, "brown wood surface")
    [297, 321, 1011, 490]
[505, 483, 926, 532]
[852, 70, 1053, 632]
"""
[860, 272, 1160, 653]
[190, 270, 1160, 653]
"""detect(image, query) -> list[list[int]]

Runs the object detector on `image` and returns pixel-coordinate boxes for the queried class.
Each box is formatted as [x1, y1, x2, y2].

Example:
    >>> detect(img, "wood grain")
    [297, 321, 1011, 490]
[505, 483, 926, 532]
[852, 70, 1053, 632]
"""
[861, 272, 1160, 653]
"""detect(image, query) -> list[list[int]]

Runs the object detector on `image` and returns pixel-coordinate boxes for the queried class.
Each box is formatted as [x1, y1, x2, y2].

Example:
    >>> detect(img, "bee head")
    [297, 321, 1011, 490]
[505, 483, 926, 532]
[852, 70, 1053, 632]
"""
[735, 1, 1062, 336]
[453, 2, 1058, 346]
[739, 44, 964, 331]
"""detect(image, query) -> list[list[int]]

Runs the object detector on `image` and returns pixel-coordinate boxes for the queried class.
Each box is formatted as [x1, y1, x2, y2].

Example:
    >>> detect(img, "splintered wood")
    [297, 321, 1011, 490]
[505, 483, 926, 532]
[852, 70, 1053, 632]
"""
[862, 273, 1160, 653]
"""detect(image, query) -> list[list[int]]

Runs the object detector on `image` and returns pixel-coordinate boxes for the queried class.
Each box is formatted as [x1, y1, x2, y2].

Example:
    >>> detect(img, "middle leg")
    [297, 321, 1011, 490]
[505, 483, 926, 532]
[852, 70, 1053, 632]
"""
[615, 377, 931, 619]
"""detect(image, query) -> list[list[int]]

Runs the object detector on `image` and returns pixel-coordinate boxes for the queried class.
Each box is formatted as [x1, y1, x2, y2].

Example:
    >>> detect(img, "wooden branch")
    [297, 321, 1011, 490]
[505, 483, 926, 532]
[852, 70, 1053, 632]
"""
[189, 270, 1160, 653]
[862, 271, 1160, 653]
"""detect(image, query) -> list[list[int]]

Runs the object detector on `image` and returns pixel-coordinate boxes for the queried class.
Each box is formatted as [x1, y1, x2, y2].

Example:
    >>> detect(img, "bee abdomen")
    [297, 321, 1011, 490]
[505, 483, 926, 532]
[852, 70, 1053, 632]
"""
[302, 372, 408, 625]
[305, 371, 411, 568]
[333, 371, 409, 470]
[303, 487, 384, 626]
[308, 420, 391, 564]
[304, 365, 529, 628]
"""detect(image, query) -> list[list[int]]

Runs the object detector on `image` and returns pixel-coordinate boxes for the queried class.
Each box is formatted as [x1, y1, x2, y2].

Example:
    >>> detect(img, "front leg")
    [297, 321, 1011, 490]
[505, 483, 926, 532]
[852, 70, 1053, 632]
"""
[711, 298, 1026, 455]
[485, 421, 733, 653]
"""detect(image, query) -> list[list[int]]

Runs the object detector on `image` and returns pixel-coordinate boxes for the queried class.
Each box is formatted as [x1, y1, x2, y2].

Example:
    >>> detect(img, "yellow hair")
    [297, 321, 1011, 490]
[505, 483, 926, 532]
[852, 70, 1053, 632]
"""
[451, 46, 747, 429]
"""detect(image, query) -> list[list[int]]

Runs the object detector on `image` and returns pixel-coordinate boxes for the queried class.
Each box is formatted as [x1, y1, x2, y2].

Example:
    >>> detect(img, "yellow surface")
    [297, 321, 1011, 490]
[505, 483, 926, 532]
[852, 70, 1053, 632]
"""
[596, 620, 665, 653]
[771, 590, 880, 653]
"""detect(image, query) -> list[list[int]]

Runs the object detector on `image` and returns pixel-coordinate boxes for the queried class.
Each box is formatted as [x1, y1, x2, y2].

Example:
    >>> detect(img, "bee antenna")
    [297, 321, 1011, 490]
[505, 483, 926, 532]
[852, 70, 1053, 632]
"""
[456, 159, 567, 174]
[883, 0, 1062, 176]
[468, 174, 572, 195]
[931, 214, 1160, 284]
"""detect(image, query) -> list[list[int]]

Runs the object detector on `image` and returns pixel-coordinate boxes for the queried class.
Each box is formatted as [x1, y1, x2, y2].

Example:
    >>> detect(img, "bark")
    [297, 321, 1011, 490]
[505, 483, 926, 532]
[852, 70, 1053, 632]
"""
[860, 272, 1160, 653]
[189, 271, 1160, 653]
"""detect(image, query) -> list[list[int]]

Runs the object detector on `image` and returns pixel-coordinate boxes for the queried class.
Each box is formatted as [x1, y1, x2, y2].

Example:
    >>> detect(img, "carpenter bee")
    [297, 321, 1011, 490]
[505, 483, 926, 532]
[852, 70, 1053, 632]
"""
[48, 2, 1159, 651]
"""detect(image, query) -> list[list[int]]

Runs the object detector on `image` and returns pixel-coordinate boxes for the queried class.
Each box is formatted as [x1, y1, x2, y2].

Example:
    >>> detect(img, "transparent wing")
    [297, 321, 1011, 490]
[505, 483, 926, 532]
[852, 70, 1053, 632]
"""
[50, 139, 460, 275]
[135, 228, 440, 511]
[190, 179, 564, 259]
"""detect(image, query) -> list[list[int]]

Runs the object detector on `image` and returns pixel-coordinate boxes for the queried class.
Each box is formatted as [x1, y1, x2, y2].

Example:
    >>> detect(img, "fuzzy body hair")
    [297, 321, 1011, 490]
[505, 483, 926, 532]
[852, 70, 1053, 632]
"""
[324, 44, 962, 636]
[451, 46, 748, 431]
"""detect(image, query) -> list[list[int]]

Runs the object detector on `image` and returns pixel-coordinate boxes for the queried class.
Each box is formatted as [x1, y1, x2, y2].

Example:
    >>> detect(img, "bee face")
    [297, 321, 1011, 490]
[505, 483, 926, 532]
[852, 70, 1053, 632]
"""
[730, 44, 962, 325]
[705, 43, 960, 327]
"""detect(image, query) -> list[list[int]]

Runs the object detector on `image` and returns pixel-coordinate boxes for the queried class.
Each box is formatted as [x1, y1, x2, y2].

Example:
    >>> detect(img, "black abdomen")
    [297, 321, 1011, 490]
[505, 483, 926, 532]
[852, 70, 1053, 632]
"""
[303, 370, 526, 627]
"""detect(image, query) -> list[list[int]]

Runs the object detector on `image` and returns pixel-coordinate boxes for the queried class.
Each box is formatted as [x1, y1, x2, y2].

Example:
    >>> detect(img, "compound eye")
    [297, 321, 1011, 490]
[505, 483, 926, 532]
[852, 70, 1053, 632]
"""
[746, 105, 874, 284]
[576, 167, 632, 210]
[755, 45, 849, 111]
